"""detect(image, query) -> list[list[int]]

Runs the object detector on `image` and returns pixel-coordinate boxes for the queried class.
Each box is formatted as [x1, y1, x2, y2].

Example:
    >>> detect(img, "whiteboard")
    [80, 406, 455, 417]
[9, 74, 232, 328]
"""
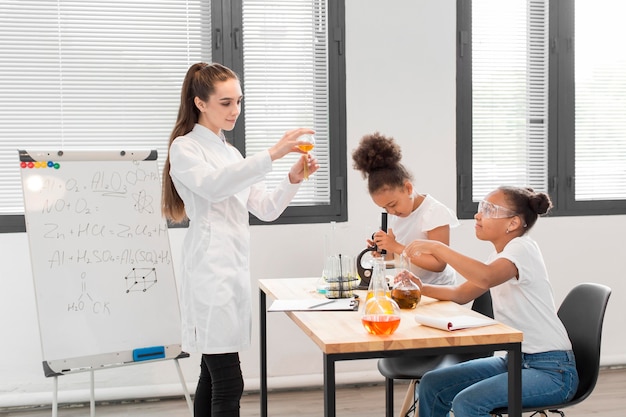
[19, 149, 183, 376]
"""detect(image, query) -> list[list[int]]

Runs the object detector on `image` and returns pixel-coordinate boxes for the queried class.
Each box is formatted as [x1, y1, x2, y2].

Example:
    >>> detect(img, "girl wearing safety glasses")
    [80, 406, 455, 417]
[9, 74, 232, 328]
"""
[399, 186, 578, 417]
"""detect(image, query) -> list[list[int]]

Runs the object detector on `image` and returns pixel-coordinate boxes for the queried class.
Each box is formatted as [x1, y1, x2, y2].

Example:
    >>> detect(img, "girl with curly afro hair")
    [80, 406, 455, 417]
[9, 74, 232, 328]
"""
[352, 132, 458, 285]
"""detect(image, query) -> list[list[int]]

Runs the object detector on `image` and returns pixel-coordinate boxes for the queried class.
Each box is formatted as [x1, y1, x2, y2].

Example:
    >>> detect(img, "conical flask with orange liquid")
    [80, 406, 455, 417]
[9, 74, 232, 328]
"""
[361, 258, 401, 336]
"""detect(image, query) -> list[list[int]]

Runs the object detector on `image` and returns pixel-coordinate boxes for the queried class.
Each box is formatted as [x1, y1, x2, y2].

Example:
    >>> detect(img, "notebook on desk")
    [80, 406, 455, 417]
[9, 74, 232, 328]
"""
[414, 314, 497, 331]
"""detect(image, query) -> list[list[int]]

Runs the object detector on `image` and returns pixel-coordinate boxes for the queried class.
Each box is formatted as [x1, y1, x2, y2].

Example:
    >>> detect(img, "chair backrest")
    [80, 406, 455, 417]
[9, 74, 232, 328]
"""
[557, 282, 611, 402]
[466, 290, 495, 360]
[471, 290, 494, 318]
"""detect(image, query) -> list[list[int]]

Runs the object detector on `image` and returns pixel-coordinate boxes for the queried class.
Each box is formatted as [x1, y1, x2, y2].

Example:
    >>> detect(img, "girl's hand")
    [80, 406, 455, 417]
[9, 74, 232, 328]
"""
[372, 228, 399, 254]
[394, 269, 423, 289]
[269, 128, 315, 161]
[288, 153, 319, 183]
[403, 239, 440, 258]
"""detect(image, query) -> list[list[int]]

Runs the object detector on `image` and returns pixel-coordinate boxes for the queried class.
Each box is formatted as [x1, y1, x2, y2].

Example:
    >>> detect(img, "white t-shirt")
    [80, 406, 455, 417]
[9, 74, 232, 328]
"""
[489, 236, 572, 354]
[389, 194, 459, 285]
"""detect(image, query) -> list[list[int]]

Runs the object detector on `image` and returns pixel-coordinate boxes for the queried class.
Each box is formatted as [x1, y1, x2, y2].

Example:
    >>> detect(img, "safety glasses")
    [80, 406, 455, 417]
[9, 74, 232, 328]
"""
[477, 200, 518, 219]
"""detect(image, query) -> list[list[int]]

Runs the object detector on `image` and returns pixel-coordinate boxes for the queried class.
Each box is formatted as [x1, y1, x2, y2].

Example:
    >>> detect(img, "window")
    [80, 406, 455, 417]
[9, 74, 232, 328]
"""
[219, 0, 347, 225]
[457, 0, 626, 218]
[0, 1, 212, 232]
[0, 0, 347, 232]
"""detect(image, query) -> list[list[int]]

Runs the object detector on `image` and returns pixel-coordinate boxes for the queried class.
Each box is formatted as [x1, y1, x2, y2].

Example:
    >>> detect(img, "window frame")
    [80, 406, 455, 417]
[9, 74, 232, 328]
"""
[456, 0, 626, 219]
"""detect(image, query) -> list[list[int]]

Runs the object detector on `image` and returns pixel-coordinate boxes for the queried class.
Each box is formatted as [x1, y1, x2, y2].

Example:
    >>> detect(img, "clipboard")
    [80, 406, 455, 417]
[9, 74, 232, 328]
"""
[268, 298, 359, 312]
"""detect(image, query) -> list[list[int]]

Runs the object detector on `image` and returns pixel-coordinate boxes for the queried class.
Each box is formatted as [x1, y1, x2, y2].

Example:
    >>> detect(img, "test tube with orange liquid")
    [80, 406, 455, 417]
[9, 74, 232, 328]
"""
[297, 135, 315, 180]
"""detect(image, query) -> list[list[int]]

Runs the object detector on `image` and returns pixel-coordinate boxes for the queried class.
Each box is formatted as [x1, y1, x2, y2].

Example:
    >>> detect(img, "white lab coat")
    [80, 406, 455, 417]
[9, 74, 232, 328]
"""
[169, 124, 300, 354]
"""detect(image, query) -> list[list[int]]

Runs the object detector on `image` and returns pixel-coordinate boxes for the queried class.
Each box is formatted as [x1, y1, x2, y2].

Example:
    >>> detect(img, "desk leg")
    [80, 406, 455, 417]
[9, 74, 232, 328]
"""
[323, 354, 336, 417]
[260, 289, 268, 417]
[508, 343, 522, 417]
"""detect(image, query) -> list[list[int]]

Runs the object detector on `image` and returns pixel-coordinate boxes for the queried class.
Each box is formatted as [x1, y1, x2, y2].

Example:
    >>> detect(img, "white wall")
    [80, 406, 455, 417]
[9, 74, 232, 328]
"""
[1, 0, 624, 407]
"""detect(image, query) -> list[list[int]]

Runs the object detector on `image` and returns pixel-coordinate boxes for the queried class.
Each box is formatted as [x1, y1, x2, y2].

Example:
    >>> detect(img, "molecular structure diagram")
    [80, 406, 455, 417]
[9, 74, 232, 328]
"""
[125, 267, 157, 293]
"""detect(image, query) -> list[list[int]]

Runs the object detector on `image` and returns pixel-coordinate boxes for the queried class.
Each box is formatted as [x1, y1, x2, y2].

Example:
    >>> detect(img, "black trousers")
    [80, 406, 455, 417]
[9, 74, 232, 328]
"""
[194, 352, 244, 417]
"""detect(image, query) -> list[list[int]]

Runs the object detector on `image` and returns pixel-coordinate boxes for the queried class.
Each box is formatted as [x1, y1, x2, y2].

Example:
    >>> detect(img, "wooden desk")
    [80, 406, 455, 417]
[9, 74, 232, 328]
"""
[259, 278, 523, 417]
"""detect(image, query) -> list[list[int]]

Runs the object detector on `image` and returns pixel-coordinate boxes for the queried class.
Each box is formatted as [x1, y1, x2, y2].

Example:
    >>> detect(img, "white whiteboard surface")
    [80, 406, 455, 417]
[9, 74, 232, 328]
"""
[19, 149, 182, 375]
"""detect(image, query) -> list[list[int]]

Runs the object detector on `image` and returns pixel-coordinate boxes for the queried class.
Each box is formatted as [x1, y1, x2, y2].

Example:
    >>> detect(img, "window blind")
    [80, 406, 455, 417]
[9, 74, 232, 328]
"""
[574, 0, 626, 200]
[242, 0, 330, 206]
[471, 0, 548, 201]
[0, 0, 211, 215]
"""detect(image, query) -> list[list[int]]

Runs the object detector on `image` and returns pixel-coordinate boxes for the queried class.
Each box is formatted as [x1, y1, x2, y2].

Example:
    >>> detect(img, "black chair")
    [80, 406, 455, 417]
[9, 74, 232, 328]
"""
[378, 290, 494, 417]
[492, 282, 612, 417]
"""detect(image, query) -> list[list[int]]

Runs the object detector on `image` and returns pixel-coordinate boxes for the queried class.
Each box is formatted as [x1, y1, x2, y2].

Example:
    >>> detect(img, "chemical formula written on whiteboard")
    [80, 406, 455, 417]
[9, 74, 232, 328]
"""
[40, 222, 169, 239]
[47, 248, 172, 268]
[38, 188, 156, 216]
[67, 272, 111, 315]
[36, 166, 160, 194]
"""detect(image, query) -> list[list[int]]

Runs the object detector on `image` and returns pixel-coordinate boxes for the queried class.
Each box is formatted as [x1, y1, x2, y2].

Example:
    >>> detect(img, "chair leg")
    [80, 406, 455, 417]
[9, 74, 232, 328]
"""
[399, 379, 418, 417]
[385, 377, 394, 417]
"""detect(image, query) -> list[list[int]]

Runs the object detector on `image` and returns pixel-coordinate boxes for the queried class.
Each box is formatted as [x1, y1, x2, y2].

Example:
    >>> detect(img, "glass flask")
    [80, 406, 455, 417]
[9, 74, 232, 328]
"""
[316, 274, 329, 295]
[365, 257, 391, 301]
[391, 254, 421, 309]
[317, 222, 337, 294]
[362, 258, 401, 335]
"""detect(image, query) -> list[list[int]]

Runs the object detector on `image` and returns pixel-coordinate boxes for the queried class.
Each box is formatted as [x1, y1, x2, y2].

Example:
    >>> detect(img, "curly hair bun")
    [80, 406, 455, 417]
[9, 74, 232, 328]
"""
[529, 190, 553, 216]
[352, 132, 402, 176]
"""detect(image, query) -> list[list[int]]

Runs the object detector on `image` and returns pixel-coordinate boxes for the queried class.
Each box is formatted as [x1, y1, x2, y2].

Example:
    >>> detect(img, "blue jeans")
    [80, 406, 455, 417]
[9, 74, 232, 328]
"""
[418, 350, 579, 417]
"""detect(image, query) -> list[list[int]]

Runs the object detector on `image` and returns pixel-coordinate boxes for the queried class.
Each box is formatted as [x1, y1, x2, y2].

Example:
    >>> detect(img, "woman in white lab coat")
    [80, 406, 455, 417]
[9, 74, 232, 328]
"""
[161, 62, 318, 417]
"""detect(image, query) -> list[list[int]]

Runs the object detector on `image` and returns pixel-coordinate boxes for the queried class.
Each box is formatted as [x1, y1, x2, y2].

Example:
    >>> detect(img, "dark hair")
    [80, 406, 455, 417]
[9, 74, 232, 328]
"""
[499, 186, 553, 232]
[161, 62, 240, 223]
[351, 132, 413, 194]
